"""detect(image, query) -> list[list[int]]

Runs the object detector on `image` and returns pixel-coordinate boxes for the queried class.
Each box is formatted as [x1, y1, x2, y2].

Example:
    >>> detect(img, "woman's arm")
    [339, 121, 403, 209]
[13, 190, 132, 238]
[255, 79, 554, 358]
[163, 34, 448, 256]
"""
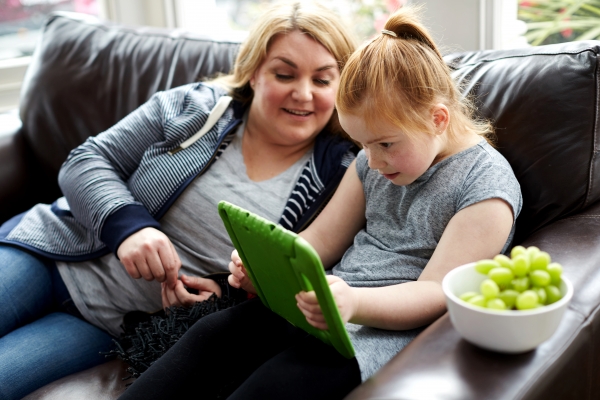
[58, 90, 182, 239]
[297, 197, 515, 330]
[59, 87, 190, 289]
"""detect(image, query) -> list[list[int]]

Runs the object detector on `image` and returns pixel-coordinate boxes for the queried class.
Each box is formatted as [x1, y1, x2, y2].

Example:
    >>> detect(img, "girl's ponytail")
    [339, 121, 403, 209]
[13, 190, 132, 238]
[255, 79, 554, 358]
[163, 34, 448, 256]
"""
[382, 8, 443, 62]
[337, 7, 493, 144]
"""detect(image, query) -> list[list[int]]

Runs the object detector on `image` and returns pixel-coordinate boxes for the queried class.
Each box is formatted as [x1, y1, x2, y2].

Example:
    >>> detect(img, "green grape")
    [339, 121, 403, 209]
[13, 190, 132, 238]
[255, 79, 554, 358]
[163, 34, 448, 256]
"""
[486, 298, 507, 310]
[480, 279, 500, 299]
[547, 263, 563, 285]
[511, 245, 527, 259]
[530, 251, 551, 271]
[530, 270, 551, 287]
[459, 291, 479, 302]
[494, 254, 514, 271]
[527, 246, 541, 264]
[544, 285, 562, 304]
[512, 254, 530, 277]
[468, 295, 486, 307]
[535, 287, 548, 305]
[498, 289, 519, 309]
[516, 290, 539, 310]
[488, 267, 514, 287]
[475, 259, 501, 275]
[511, 277, 530, 292]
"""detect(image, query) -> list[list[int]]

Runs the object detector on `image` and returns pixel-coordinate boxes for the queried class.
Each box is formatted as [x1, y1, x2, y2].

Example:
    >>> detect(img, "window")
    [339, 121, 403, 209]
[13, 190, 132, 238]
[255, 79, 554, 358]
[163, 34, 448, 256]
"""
[519, 0, 600, 46]
[0, 0, 100, 61]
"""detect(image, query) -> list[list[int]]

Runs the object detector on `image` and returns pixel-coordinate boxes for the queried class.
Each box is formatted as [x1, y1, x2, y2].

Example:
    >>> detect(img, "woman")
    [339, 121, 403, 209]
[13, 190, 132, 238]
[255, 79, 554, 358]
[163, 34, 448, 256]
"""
[0, 2, 357, 398]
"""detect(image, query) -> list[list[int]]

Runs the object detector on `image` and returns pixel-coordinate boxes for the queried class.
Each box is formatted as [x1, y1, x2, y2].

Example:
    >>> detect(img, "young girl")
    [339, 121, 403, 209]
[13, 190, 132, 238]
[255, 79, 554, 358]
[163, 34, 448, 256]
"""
[118, 7, 521, 400]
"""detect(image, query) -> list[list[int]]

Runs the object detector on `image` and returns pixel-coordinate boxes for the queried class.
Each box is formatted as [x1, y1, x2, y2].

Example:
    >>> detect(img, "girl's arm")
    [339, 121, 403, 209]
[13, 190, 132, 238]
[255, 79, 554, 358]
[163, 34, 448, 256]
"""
[228, 160, 366, 291]
[299, 159, 366, 268]
[297, 197, 515, 330]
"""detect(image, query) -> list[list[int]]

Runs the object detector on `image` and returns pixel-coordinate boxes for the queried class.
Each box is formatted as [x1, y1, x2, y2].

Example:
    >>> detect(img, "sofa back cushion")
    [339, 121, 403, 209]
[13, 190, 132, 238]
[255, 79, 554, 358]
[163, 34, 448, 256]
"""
[445, 42, 600, 242]
[20, 12, 240, 176]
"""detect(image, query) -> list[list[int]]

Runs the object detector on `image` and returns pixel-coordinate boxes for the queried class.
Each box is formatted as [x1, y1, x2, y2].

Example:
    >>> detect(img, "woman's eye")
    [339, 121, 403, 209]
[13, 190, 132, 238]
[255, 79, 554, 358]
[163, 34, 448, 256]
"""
[314, 79, 330, 86]
[275, 74, 293, 81]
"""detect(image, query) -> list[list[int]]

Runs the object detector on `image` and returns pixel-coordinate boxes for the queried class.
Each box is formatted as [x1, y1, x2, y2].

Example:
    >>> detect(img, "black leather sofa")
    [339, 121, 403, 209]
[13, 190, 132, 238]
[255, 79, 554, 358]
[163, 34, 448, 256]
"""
[4, 12, 598, 400]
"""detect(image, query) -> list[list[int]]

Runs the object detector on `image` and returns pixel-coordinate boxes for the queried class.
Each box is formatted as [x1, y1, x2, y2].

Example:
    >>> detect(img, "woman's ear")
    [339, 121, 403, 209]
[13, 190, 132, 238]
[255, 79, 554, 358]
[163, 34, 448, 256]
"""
[432, 104, 450, 135]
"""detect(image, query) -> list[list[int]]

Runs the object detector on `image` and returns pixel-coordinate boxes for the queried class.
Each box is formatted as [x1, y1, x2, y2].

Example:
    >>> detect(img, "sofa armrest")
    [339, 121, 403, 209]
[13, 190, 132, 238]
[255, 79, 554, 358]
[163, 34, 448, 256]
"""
[346, 203, 600, 400]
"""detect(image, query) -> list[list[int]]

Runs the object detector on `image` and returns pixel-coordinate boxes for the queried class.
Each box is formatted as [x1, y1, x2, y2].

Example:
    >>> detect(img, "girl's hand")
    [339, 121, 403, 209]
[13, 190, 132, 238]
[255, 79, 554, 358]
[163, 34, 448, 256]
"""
[228, 249, 257, 294]
[296, 275, 357, 330]
[161, 275, 222, 308]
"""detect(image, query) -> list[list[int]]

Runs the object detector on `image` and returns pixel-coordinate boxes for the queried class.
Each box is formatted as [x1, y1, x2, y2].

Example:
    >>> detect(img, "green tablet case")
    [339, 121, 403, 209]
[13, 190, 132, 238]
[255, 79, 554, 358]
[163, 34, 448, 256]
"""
[218, 200, 355, 359]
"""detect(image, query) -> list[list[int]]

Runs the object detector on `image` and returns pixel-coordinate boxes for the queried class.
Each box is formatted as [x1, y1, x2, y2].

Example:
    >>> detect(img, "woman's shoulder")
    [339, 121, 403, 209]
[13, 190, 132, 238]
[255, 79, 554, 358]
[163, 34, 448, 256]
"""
[152, 82, 230, 107]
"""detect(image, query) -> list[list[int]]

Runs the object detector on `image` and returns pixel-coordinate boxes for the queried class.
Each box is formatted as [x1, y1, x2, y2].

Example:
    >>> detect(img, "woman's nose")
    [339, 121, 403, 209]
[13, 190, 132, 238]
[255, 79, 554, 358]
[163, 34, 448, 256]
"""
[291, 79, 313, 102]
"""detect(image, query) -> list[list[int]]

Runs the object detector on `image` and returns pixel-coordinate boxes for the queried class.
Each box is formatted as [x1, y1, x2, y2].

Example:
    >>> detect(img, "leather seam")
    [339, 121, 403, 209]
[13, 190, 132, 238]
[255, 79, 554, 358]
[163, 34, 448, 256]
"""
[584, 53, 600, 208]
[448, 47, 599, 69]
[562, 215, 600, 220]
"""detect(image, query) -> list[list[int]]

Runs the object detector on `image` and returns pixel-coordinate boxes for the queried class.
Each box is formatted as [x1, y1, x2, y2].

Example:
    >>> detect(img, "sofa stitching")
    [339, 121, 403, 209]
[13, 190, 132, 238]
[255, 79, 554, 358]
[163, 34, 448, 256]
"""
[562, 215, 600, 220]
[447, 47, 599, 69]
[584, 54, 600, 208]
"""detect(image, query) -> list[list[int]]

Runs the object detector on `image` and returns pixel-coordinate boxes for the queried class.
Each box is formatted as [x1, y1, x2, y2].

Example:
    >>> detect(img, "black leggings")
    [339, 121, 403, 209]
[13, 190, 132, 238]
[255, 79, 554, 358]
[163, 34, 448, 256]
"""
[118, 298, 361, 400]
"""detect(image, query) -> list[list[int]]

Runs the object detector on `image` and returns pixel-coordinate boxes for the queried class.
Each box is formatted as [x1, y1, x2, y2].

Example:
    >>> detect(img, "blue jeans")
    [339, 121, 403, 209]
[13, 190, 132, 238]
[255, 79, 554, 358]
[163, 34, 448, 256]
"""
[0, 245, 114, 400]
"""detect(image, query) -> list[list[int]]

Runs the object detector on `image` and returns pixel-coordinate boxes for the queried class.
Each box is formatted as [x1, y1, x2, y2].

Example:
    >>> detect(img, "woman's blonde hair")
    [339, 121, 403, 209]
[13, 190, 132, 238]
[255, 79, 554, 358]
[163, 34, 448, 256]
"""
[336, 7, 493, 143]
[212, 2, 358, 137]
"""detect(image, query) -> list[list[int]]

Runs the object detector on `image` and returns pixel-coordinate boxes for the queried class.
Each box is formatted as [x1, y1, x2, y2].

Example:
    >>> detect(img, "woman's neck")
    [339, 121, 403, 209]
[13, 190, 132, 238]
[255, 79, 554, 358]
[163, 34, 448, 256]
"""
[241, 125, 314, 182]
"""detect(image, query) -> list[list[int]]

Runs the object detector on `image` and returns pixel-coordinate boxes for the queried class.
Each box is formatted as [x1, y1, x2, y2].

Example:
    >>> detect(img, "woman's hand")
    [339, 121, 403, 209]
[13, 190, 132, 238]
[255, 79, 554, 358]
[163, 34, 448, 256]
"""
[161, 275, 222, 308]
[117, 227, 181, 289]
[228, 249, 257, 294]
[296, 275, 357, 330]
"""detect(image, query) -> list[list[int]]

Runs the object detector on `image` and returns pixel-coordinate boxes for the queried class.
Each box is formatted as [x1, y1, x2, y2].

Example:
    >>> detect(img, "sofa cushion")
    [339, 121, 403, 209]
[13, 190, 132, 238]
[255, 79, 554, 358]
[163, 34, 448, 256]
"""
[20, 12, 240, 178]
[444, 41, 600, 242]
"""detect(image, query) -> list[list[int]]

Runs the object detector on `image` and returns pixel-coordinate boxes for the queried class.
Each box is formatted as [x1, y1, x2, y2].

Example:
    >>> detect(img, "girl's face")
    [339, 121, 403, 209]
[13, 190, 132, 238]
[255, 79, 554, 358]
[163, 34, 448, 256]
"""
[247, 30, 340, 147]
[339, 113, 447, 186]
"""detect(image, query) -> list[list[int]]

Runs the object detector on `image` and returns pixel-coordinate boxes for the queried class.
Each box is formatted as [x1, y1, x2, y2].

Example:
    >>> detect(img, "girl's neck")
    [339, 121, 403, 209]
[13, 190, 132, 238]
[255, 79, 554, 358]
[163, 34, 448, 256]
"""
[241, 125, 314, 182]
[432, 129, 482, 166]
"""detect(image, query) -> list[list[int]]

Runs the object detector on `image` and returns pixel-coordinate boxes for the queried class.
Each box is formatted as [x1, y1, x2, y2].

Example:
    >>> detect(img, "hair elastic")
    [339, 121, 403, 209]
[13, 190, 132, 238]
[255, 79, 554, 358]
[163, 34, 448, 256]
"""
[381, 29, 398, 38]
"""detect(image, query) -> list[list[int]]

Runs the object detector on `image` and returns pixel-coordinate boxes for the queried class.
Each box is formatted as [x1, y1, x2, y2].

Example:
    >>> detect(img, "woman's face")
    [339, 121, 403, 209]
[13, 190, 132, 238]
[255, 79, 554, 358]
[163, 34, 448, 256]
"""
[247, 30, 340, 147]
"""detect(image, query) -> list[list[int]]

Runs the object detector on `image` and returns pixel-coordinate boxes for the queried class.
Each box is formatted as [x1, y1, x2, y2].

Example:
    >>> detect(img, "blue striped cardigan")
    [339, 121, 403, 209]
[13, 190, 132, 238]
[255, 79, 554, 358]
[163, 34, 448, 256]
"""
[0, 83, 356, 262]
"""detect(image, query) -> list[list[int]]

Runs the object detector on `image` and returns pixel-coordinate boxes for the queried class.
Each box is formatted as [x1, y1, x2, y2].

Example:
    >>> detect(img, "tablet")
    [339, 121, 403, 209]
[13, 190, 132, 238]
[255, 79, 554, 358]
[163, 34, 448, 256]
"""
[218, 200, 355, 359]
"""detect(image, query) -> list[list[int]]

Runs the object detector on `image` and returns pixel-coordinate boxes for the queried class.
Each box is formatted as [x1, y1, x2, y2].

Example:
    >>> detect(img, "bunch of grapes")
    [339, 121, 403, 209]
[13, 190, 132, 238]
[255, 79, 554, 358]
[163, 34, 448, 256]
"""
[460, 246, 563, 311]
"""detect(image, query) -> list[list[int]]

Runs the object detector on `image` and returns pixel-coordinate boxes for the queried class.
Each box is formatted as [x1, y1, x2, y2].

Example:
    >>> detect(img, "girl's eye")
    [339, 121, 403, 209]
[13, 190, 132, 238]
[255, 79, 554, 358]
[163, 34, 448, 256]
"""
[379, 142, 393, 149]
[275, 74, 293, 81]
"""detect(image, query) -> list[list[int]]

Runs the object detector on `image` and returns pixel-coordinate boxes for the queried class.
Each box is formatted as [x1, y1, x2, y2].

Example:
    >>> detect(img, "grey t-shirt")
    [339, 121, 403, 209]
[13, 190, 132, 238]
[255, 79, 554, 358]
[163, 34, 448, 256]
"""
[333, 140, 522, 381]
[58, 123, 313, 336]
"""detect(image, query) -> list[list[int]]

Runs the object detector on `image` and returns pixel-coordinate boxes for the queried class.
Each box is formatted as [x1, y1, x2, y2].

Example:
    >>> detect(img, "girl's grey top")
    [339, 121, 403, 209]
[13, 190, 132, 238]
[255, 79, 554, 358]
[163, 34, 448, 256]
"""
[332, 140, 522, 381]
[57, 123, 313, 336]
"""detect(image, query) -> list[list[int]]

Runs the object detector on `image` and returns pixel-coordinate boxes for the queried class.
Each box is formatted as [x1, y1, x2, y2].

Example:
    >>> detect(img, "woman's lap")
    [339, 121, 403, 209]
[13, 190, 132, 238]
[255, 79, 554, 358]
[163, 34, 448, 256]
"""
[119, 298, 361, 400]
[0, 312, 114, 400]
[0, 245, 114, 400]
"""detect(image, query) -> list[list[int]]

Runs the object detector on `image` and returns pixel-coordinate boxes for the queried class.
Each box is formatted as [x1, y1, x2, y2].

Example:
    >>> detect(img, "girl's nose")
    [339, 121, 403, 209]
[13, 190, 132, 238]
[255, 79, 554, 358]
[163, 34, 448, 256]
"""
[365, 147, 385, 170]
[292, 80, 313, 102]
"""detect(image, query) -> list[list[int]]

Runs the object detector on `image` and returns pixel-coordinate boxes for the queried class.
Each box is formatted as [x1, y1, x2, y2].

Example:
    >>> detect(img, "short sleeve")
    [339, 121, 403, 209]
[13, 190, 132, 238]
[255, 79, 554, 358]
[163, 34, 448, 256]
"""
[355, 150, 369, 183]
[458, 161, 523, 222]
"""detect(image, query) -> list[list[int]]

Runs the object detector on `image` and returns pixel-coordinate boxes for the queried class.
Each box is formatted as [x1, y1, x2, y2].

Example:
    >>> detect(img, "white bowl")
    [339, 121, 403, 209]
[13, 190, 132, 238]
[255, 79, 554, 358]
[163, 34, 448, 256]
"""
[442, 262, 573, 353]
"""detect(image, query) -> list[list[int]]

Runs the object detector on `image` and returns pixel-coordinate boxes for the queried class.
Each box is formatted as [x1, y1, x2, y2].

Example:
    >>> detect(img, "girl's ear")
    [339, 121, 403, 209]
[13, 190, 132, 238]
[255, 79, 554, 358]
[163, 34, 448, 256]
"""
[432, 104, 450, 135]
